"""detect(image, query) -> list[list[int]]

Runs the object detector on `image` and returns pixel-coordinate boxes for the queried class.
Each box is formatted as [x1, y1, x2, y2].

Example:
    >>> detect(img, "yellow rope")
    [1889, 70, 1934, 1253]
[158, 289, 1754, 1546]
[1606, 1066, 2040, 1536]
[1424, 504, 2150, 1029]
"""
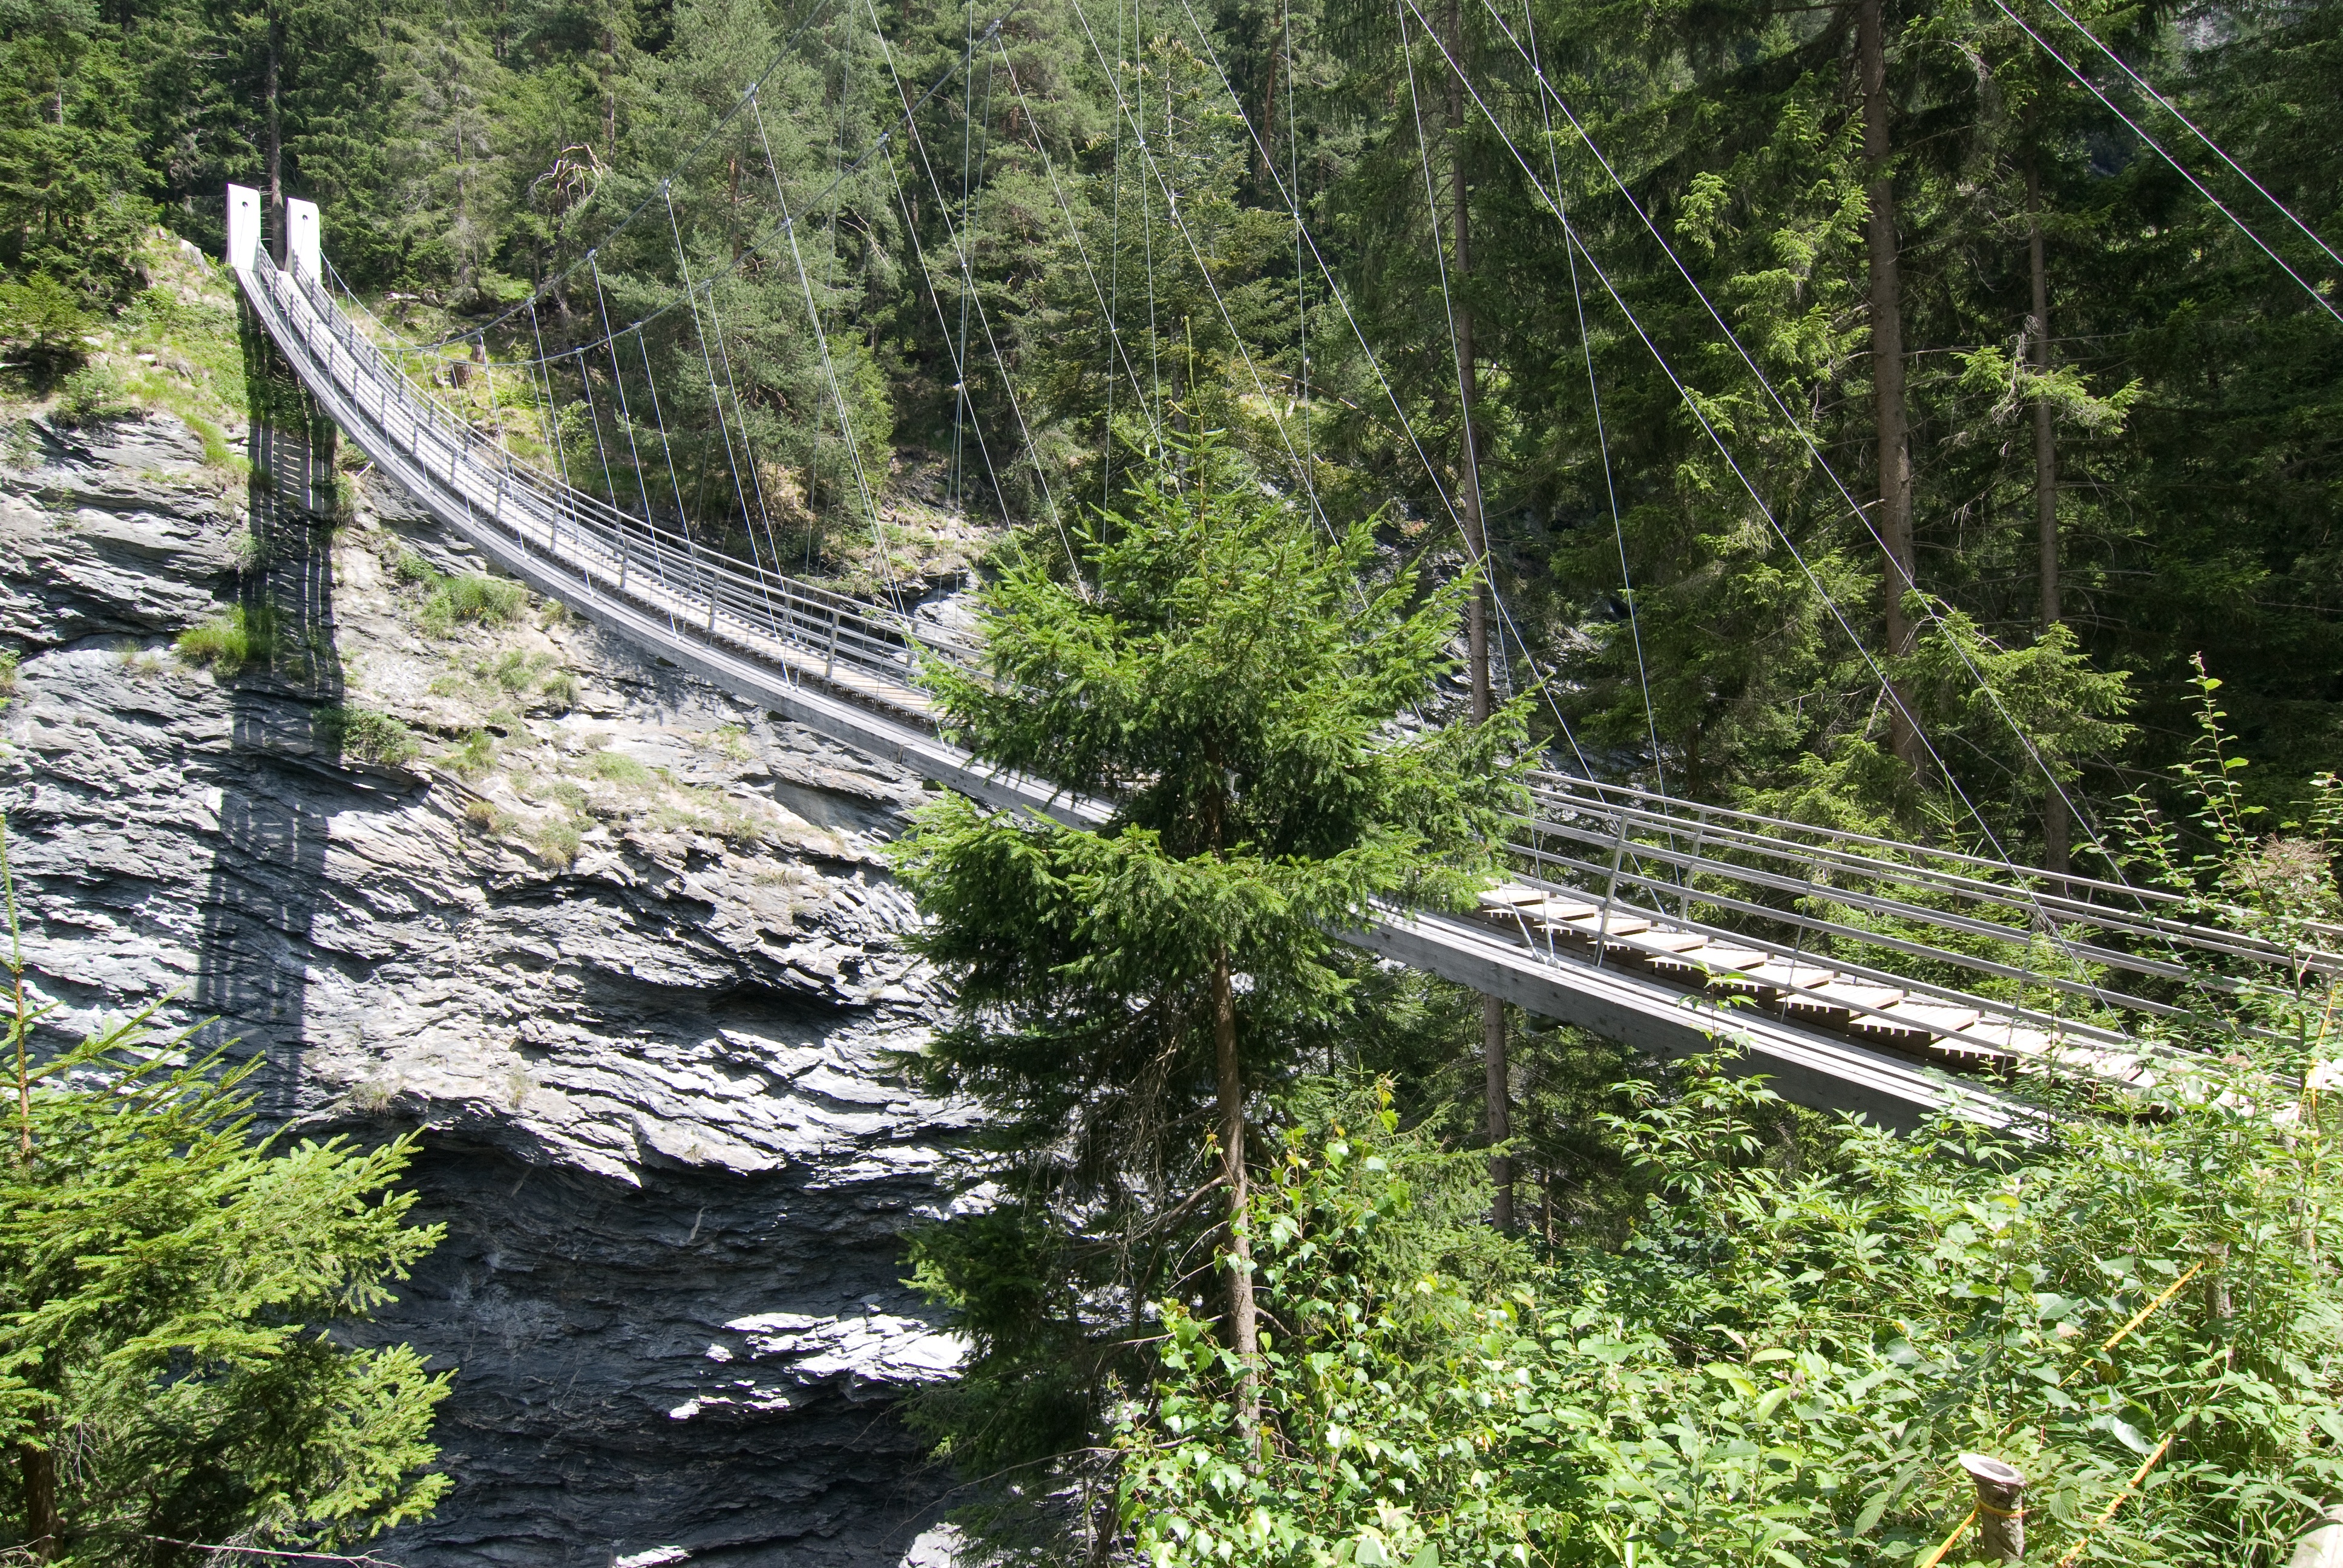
[2063, 1255, 2210, 1386]
[2054, 1429, 2176, 1567]
[1916, 1505, 1978, 1568]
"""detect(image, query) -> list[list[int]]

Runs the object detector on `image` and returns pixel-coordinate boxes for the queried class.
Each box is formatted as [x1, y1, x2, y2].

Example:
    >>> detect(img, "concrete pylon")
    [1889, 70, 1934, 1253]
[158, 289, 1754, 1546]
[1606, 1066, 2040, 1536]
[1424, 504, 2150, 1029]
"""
[287, 198, 321, 283]
[225, 184, 261, 272]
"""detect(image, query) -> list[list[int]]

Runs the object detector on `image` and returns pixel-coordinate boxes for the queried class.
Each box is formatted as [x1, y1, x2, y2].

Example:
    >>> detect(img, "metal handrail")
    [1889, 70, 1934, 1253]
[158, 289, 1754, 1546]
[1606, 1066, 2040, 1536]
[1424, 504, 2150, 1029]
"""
[244, 249, 985, 713]
[241, 247, 2333, 1085]
[1528, 774, 2343, 976]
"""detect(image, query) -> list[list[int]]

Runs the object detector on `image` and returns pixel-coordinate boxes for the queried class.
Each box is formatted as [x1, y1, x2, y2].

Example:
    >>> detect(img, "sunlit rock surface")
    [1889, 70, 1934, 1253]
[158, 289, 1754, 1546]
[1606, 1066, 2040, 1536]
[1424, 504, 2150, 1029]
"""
[0, 408, 974, 1566]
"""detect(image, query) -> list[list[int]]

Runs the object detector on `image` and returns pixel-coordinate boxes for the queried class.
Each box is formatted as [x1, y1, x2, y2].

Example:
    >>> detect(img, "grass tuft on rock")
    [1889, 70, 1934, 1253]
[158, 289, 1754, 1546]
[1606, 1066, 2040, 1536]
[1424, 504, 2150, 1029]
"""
[174, 603, 273, 670]
[322, 705, 416, 766]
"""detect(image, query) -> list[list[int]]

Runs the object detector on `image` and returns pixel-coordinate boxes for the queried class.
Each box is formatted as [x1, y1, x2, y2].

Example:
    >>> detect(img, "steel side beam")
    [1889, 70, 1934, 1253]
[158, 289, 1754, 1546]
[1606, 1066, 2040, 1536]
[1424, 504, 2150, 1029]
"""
[1352, 909, 2040, 1132]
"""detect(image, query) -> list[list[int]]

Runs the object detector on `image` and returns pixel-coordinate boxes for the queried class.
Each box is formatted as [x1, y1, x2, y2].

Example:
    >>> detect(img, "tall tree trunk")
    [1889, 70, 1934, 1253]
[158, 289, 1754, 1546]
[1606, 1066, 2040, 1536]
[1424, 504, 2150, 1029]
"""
[1857, 0, 1918, 774]
[2028, 157, 2070, 881]
[1444, 0, 1510, 1231]
[1210, 944, 1259, 1435]
[19, 1435, 58, 1561]
[602, 16, 617, 160]
[265, 5, 284, 265]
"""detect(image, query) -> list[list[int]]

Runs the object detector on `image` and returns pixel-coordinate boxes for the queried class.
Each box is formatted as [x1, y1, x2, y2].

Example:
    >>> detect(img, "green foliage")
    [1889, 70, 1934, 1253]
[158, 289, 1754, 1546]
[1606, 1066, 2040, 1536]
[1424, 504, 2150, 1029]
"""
[1122, 1039, 2343, 1568]
[900, 428, 1527, 1492]
[0, 273, 92, 377]
[321, 704, 416, 766]
[587, 749, 650, 787]
[0, 4, 152, 299]
[0, 826, 451, 1563]
[2112, 661, 2343, 996]
[407, 567, 526, 637]
[902, 426, 1524, 1183]
[530, 816, 583, 864]
[172, 603, 274, 671]
[441, 728, 496, 778]
[50, 363, 136, 427]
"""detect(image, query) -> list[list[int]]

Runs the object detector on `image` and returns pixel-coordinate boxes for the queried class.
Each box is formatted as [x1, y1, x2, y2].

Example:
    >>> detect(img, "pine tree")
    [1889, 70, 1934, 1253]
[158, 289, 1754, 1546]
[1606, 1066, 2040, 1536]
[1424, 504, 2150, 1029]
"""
[897, 423, 1522, 1449]
[0, 825, 451, 1567]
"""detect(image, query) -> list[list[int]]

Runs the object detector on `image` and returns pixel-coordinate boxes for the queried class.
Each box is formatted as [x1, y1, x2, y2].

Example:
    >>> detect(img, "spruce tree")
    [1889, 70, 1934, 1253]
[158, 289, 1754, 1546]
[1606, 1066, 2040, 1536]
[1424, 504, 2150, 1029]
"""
[0, 827, 451, 1567]
[897, 423, 1522, 1443]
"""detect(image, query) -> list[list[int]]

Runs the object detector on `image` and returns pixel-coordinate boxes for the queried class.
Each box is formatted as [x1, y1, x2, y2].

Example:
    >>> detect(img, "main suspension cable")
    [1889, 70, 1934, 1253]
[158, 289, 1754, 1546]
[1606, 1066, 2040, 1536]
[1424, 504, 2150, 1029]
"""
[1988, 0, 2343, 327]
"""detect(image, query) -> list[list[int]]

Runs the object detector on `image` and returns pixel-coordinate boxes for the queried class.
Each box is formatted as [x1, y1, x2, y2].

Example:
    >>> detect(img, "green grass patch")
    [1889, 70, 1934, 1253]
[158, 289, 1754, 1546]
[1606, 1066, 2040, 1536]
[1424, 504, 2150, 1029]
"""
[416, 572, 527, 637]
[531, 818, 585, 866]
[441, 730, 497, 779]
[587, 750, 651, 788]
[175, 604, 274, 670]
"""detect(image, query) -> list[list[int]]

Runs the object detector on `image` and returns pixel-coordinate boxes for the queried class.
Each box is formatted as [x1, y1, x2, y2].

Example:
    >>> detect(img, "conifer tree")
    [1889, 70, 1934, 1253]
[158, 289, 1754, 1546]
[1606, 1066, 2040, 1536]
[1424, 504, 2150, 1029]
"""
[897, 424, 1522, 1437]
[0, 825, 451, 1567]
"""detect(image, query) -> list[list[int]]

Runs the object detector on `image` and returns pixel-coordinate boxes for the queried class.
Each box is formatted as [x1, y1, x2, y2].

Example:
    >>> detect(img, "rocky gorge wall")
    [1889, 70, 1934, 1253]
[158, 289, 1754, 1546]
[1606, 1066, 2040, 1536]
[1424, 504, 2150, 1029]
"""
[0, 402, 978, 1567]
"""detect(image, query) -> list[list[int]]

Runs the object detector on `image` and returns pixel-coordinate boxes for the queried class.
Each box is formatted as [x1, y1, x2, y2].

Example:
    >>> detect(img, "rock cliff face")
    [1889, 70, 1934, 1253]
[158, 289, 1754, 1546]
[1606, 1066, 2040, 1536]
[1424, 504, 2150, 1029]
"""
[0, 407, 974, 1566]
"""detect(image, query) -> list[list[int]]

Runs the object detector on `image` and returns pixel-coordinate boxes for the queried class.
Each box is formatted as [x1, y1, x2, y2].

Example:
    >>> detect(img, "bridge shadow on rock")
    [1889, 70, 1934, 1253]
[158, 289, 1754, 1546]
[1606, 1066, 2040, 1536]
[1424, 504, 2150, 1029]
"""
[192, 306, 351, 1117]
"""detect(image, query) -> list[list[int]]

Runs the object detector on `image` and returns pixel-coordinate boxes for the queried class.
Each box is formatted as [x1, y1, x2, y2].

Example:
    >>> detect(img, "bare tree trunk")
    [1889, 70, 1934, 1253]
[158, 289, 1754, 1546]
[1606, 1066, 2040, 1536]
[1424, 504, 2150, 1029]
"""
[1211, 944, 1259, 1436]
[602, 14, 617, 160]
[265, 5, 284, 266]
[19, 1436, 58, 1561]
[1857, 0, 1918, 774]
[1444, 0, 1511, 1233]
[2028, 157, 2070, 881]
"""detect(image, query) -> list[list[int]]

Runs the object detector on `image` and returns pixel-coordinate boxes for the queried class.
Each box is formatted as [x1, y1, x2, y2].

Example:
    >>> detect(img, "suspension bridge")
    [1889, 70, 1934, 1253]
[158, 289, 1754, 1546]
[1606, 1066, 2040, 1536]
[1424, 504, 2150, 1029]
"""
[219, 4, 2337, 1134]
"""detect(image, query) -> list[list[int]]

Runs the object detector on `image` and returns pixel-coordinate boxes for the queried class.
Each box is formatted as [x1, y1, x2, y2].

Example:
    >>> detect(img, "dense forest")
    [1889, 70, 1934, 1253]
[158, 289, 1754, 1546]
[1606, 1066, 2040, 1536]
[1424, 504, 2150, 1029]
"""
[4, 0, 2335, 836]
[2, 0, 2341, 1560]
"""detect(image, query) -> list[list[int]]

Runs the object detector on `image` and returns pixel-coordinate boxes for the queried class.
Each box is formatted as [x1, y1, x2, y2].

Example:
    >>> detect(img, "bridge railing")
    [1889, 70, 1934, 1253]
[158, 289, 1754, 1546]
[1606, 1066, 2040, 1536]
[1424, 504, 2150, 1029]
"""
[240, 244, 985, 715]
[239, 224, 2336, 1088]
[1507, 773, 2341, 1051]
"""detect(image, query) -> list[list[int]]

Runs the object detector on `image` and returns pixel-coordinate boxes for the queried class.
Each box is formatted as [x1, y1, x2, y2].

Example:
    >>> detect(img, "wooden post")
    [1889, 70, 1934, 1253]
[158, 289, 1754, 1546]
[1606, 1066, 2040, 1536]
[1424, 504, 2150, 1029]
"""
[1961, 1453, 2026, 1562]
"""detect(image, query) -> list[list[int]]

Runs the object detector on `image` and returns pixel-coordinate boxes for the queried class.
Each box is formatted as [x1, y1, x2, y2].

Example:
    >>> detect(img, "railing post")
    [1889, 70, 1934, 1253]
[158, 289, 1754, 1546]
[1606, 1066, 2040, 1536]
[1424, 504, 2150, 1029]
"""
[1958, 1455, 2025, 1563]
[824, 605, 840, 681]
[1781, 869, 1816, 1019]
[1593, 806, 1630, 970]
[1683, 806, 1710, 923]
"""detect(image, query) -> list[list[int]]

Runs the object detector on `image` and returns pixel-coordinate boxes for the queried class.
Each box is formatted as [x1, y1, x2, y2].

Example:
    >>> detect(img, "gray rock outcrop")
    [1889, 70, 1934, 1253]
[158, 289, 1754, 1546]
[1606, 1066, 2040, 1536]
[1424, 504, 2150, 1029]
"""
[0, 407, 975, 1566]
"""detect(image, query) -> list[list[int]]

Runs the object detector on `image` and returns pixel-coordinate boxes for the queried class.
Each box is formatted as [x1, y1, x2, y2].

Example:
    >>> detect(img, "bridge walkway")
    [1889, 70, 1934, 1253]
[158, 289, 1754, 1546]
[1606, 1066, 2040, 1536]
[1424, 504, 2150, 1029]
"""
[228, 187, 2337, 1134]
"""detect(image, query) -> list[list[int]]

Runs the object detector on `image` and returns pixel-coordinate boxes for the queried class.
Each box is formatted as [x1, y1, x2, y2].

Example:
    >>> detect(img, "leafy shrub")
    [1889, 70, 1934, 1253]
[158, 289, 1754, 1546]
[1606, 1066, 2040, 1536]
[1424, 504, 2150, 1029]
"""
[537, 670, 579, 713]
[52, 364, 138, 428]
[174, 603, 274, 670]
[460, 798, 504, 833]
[392, 549, 440, 586]
[0, 648, 16, 709]
[322, 705, 415, 767]
[1118, 1039, 2343, 1568]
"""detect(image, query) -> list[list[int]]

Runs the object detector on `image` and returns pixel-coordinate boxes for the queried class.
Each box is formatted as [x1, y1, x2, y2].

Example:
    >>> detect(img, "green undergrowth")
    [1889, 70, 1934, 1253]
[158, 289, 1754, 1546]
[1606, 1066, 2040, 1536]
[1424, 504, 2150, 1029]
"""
[0, 233, 251, 467]
[321, 705, 416, 766]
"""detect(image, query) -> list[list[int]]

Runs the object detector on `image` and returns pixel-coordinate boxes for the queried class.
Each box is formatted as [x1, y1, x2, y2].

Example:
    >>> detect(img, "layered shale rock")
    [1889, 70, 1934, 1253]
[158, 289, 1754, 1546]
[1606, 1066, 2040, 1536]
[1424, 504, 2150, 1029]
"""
[0, 406, 973, 1567]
